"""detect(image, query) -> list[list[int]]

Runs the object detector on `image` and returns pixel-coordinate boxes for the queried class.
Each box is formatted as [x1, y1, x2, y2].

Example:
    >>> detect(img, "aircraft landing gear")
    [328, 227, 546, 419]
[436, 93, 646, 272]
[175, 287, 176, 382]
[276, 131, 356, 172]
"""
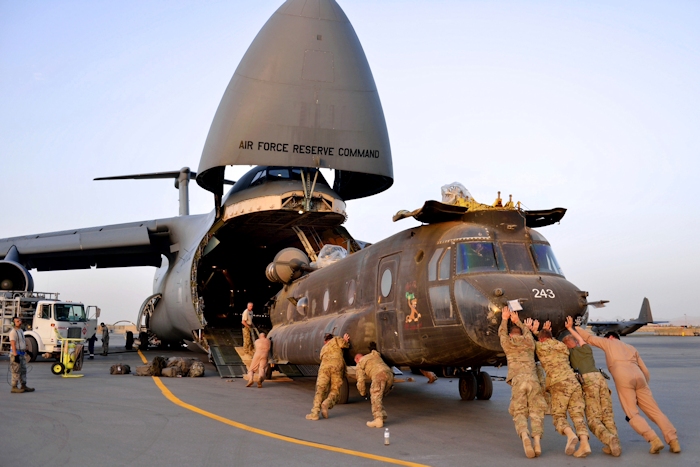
[458, 369, 493, 401]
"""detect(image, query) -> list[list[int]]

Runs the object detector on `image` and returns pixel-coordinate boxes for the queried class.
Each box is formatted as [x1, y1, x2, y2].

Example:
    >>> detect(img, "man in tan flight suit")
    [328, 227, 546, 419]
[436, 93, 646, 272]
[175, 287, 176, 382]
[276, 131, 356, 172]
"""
[529, 319, 591, 458]
[564, 317, 621, 456]
[246, 333, 270, 388]
[498, 308, 546, 458]
[306, 332, 350, 421]
[575, 325, 680, 454]
[355, 350, 393, 428]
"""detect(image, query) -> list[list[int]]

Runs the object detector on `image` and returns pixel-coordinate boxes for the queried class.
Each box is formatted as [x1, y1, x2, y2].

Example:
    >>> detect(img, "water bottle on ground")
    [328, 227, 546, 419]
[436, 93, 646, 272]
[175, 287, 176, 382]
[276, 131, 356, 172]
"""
[384, 428, 390, 446]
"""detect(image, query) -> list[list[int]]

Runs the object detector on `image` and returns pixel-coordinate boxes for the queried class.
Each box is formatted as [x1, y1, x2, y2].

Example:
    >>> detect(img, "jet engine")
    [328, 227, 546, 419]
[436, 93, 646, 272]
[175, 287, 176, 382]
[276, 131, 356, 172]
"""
[0, 260, 34, 292]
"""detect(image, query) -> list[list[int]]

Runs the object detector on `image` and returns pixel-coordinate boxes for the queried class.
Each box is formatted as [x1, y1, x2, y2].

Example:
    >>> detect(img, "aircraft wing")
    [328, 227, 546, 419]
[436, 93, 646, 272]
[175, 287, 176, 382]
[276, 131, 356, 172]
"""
[588, 321, 625, 326]
[0, 218, 180, 271]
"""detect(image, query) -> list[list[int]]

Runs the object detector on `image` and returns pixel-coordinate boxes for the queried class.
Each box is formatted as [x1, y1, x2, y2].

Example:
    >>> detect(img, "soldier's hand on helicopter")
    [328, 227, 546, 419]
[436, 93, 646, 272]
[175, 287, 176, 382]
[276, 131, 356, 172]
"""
[531, 319, 541, 332]
[543, 321, 552, 331]
[565, 316, 574, 329]
[510, 311, 520, 323]
[343, 333, 350, 342]
[501, 306, 511, 321]
[524, 317, 533, 329]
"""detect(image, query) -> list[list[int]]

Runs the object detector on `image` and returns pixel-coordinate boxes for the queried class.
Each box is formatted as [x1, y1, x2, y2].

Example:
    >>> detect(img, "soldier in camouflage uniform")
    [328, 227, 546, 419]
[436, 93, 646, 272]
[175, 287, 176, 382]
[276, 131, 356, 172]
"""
[564, 316, 621, 456]
[306, 333, 350, 421]
[355, 350, 394, 428]
[535, 361, 552, 415]
[529, 319, 591, 458]
[498, 308, 546, 458]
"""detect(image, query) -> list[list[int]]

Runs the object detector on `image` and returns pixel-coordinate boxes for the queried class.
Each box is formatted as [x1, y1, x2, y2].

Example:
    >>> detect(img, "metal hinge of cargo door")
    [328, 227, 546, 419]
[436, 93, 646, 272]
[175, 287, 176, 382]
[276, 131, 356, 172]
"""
[292, 226, 319, 262]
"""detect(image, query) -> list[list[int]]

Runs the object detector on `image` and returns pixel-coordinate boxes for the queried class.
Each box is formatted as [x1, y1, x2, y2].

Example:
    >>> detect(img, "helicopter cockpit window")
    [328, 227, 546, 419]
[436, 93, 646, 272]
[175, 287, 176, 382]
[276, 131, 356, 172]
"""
[428, 248, 444, 282]
[531, 244, 564, 276]
[501, 243, 535, 273]
[456, 242, 499, 274]
[438, 248, 451, 280]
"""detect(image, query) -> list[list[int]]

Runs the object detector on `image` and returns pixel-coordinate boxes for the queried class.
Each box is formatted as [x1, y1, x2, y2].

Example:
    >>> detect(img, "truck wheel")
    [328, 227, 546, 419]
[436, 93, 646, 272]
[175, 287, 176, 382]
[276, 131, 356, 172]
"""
[338, 376, 349, 404]
[51, 362, 65, 375]
[476, 371, 493, 400]
[25, 336, 38, 362]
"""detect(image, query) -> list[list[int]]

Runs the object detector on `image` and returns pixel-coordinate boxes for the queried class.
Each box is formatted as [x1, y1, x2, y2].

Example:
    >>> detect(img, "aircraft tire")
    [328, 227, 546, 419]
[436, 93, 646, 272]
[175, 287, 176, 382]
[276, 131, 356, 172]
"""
[476, 371, 493, 400]
[25, 336, 38, 362]
[265, 364, 273, 381]
[339, 376, 349, 404]
[458, 373, 477, 401]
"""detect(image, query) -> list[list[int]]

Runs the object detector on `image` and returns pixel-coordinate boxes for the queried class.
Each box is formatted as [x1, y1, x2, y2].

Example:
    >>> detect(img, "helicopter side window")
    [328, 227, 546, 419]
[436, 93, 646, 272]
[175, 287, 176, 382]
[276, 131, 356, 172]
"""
[429, 286, 454, 321]
[455, 242, 499, 274]
[428, 248, 444, 282]
[531, 244, 564, 276]
[438, 248, 451, 280]
[501, 243, 535, 273]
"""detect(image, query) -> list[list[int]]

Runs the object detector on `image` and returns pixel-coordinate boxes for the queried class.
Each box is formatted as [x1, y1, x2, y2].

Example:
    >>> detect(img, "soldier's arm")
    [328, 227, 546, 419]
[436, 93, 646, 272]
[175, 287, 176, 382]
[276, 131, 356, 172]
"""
[498, 315, 508, 337]
[636, 352, 651, 382]
[575, 326, 609, 351]
[356, 366, 366, 395]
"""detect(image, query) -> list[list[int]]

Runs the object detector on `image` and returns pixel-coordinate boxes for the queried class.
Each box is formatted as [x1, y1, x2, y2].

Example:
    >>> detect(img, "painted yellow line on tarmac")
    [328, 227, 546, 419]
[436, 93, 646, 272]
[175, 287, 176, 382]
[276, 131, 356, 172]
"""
[137, 350, 429, 467]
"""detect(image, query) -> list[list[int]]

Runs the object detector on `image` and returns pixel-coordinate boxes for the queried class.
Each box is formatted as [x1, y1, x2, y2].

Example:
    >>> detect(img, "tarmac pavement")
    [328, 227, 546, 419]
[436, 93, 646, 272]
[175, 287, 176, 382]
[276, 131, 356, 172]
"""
[1, 335, 698, 466]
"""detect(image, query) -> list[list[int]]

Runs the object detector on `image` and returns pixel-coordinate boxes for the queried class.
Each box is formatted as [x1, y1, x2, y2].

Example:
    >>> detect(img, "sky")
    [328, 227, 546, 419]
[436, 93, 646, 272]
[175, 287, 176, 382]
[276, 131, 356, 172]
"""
[1, 0, 699, 325]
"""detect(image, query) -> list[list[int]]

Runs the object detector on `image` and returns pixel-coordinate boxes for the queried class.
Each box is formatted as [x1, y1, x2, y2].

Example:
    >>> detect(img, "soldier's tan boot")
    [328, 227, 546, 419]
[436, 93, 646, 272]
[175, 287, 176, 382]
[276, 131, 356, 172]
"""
[602, 445, 612, 455]
[321, 400, 329, 419]
[11, 387, 24, 394]
[367, 418, 384, 428]
[563, 427, 579, 456]
[609, 436, 622, 457]
[669, 439, 681, 453]
[305, 413, 319, 421]
[533, 436, 542, 457]
[21, 384, 34, 392]
[574, 434, 591, 458]
[649, 437, 664, 454]
[520, 433, 535, 459]
[257, 380, 263, 388]
[245, 378, 254, 388]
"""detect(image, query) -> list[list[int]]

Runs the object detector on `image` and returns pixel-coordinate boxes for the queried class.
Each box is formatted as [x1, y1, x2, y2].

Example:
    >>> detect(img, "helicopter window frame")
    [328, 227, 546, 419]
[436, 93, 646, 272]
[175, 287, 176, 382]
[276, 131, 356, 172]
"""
[428, 248, 444, 282]
[455, 242, 501, 274]
[438, 247, 451, 281]
[530, 243, 564, 276]
[429, 285, 455, 322]
[500, 242, 536, 274]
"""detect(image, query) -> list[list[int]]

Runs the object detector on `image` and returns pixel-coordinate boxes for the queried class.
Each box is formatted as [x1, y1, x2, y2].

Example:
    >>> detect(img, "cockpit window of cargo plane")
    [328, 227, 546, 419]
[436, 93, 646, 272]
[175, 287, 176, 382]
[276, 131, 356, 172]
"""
[501, 243, 536, 273]
[531, 244, 564, 276]
[455, 242, 500, 274]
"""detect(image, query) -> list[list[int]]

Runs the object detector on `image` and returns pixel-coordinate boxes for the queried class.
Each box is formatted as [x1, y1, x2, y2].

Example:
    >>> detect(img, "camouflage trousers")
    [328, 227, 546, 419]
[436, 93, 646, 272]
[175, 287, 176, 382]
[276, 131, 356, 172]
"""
[102, 337, 109, 355]
[535, 363, 552, 415]
[508, 373, 546, 437]
[11, 357, 27, 388]
[242, 327, 254, 354]
[311, 365, 344, 415]
[549, 376, 588, 437]
[582, 372, 618, 445]
[369, 371, 394, 421]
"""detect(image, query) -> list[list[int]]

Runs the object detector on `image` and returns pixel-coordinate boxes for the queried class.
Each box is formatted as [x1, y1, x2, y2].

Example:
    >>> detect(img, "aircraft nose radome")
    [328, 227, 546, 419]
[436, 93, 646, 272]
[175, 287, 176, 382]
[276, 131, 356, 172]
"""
[197, 0, 393, 200]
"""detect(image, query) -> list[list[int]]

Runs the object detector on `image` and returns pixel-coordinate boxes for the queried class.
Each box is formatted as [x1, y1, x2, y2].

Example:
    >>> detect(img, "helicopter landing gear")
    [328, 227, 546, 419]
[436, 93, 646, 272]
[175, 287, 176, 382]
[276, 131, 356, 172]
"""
[458, 369, 493, 401]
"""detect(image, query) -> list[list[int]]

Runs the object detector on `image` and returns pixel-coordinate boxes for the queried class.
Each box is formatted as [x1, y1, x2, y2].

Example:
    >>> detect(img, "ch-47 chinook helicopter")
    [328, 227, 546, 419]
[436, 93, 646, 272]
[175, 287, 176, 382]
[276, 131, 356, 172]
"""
[0, 0, 597, 401]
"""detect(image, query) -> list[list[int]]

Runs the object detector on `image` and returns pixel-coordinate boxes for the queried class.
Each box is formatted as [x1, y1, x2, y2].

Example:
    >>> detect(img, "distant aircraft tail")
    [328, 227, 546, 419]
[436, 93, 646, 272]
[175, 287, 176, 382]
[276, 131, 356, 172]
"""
[636, 297, 653, 323]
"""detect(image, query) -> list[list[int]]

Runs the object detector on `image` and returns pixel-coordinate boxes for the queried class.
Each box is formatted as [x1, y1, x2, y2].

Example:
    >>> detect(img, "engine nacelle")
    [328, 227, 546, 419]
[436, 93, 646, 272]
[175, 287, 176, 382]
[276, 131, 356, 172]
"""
[0, 260, 34, 292]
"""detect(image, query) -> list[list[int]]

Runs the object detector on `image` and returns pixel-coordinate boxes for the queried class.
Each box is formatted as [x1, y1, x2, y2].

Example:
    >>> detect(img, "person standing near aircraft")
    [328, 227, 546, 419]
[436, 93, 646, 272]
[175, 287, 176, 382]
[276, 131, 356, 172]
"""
[528, 319, 591, 458]
[246, 332, 270, 388]
[499, 308, 546, 458]
[354, 349, 393, 428]
[564, 317, 621, 456]
[100, 322, 109, 356]
[87, 331, 97, 359]
[574, 325, 680, 454]
[241, 302, 255, 355]
[306, 333, 350, 421]
[9, 317, 33, 393]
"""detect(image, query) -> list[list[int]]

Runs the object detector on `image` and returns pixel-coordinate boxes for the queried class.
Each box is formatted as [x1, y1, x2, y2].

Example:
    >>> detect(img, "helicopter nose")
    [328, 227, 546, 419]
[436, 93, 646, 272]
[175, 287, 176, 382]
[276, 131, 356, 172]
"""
[454, 279, 502, 352]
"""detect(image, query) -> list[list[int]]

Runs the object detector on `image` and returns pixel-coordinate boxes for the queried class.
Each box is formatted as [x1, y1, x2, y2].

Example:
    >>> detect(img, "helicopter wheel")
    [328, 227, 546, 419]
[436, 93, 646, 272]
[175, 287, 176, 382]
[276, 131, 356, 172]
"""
[476, 371, 493, 400]
[458, 373, 477, 401]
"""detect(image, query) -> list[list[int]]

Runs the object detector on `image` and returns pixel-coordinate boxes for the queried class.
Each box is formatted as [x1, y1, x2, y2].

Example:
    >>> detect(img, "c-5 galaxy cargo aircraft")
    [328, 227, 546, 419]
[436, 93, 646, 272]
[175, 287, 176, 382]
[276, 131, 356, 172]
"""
[0, 0, 598, 400]
[587, 298, 668, 336]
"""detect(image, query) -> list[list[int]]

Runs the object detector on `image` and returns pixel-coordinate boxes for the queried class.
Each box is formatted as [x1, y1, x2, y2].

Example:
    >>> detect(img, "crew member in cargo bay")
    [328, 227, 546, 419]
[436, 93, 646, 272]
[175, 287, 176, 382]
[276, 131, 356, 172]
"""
[354, 348, 393, 428]
[241, 302, 255, 355]
[306, 333, 350, 421]
[9, 317, 34, 393]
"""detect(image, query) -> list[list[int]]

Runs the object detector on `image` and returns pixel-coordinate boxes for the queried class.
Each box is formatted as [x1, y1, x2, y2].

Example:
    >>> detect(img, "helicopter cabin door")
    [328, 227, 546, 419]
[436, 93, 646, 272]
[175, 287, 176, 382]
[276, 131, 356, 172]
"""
[376, 254, 400, 353]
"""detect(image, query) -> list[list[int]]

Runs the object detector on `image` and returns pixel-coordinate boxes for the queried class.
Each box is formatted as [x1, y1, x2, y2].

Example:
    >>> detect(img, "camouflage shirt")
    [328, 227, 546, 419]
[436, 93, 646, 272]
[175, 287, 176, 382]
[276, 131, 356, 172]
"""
[319, 337, 349, 372]
[535, 338, 576, 387]
[498, 319, 538, 384]
[356, 350, 392, 393]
